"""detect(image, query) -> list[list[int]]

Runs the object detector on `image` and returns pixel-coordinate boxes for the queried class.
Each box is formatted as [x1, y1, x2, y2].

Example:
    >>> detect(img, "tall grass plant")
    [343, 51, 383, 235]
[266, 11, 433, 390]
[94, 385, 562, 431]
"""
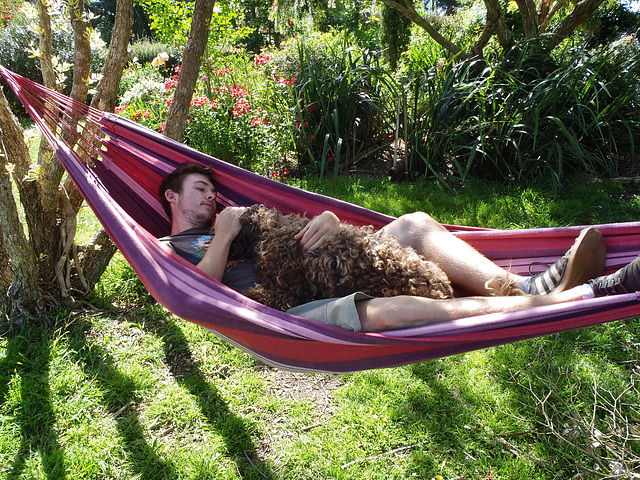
[404, 39, 640, 185]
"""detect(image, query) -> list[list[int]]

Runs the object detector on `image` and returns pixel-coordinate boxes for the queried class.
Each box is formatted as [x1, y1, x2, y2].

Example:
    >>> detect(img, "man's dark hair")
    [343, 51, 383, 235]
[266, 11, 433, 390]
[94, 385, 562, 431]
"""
[159, 163, 216, 217]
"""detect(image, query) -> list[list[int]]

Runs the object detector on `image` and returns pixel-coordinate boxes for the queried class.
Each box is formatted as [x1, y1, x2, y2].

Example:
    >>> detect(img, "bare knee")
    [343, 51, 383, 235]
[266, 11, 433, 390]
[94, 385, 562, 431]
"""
[383, 212, 445, 248]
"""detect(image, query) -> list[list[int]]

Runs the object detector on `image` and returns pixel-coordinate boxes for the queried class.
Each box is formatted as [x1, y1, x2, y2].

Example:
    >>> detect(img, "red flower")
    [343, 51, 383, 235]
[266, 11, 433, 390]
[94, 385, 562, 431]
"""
[232, 98, 251, 116]
[165, 76, 178, 89]
[191, 95, 209, 107]
[254, 54, 273, 66]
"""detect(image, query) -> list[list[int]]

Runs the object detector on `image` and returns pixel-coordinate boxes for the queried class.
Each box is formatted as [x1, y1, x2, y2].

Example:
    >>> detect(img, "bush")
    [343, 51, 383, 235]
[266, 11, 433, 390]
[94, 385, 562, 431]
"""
[184, 53, 294, 176]
[129, 39, 181, 74]
[277, 33, 397, 176]
[405, 40, 640, 184]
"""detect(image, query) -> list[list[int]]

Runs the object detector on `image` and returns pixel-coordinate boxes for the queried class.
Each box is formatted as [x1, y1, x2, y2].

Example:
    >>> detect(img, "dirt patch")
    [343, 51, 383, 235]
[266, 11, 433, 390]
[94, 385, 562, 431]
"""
[254, 365, 344, 461]
[258, 364, 343, 415]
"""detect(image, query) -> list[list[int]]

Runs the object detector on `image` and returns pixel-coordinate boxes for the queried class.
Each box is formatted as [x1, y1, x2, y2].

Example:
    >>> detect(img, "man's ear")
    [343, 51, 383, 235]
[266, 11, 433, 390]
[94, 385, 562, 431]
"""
[164, 189, 178, 205]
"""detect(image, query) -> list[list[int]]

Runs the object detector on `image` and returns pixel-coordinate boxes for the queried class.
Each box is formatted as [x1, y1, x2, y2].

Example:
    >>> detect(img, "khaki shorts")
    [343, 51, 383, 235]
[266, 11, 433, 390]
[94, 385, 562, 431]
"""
[286, 292, 373, 332]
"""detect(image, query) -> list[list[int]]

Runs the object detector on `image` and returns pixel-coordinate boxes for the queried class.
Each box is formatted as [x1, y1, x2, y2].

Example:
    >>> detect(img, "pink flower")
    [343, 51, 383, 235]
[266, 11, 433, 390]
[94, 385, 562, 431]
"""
[231, 85, 249, 97]
[191, 95, 209, 107]
[232, 98, 251, 116]
[254, 54, 273, 66]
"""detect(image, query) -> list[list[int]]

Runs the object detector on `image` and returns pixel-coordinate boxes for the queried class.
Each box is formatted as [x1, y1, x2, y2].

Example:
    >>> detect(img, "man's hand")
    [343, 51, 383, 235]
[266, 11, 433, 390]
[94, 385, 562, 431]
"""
[197, 206, 247, 281]
[213, 206, 247, 241]
[294, 211, 340, 251]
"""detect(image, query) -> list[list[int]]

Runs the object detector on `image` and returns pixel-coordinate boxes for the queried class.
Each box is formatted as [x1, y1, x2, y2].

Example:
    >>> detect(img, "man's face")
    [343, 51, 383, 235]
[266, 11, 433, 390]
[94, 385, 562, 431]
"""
[170, 173, 217, 227]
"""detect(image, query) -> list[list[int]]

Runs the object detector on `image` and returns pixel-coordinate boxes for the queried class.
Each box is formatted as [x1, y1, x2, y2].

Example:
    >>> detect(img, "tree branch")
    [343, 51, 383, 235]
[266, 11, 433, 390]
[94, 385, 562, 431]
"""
[379, 0, 471, 59]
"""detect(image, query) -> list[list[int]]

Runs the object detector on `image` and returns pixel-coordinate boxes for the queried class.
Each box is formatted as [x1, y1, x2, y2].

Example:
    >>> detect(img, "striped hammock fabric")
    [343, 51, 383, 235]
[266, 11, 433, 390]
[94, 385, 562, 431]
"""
[2, 65, 640, 373]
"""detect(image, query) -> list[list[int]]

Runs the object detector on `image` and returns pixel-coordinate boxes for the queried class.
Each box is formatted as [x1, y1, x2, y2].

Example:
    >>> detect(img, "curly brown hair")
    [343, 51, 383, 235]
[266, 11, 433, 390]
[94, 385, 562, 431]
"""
[228, 205, 454, 311]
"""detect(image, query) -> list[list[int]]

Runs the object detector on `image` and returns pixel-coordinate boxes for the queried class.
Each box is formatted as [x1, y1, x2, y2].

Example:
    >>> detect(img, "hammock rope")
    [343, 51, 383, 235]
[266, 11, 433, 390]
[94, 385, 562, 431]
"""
[2, 64, 640, 373]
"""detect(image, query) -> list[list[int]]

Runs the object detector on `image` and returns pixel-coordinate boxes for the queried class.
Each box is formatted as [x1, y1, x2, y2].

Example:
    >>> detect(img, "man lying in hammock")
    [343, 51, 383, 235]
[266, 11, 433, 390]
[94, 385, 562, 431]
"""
[159, 163, 640, 332]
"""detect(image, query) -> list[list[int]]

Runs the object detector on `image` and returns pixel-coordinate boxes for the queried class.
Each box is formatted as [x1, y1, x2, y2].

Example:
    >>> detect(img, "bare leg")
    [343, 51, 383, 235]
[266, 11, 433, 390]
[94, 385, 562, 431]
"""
[382, 212, 522, 295]
[356, 287, 585, 331]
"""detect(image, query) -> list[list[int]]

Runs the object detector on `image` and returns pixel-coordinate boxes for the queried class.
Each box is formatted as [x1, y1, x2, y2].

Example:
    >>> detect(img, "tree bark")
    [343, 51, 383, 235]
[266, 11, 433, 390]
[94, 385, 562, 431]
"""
[75, 229, 119, 290]
[514, 0, 540, 38]
[0, 89, 44, 316]
[472, 0, 514, 55]
[68, 0, 92, 104]
[546, 0, 607, 49]
[164, 0, 216, 141]
[36, 0, 58, 90]
[90, 0, 134, 114]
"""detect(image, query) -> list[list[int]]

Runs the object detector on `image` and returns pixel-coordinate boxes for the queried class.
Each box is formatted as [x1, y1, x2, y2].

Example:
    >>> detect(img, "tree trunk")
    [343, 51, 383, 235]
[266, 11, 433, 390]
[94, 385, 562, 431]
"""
[0, 0, 135, 316]
[77, 0, 136, 290]
[514, 0, 540, 38]
[68, 0, 92, 103]
[164, 0, 216, 141]
[75, 229, 119, 290]
[36, 0, 58, 90]
[90, 0, 134, 113]
[473, 0, 512, 54]
[0, 90, 45, 316]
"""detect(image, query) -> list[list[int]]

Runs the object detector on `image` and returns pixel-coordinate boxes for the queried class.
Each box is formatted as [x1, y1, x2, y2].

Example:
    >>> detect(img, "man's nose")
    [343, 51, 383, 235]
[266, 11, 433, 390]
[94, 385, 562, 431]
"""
[206, 192, 215, 200]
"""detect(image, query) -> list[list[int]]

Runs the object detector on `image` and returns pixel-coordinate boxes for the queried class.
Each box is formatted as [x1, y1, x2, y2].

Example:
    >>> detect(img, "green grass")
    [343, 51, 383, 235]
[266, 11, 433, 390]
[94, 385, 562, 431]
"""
[1, 175, 640, 479]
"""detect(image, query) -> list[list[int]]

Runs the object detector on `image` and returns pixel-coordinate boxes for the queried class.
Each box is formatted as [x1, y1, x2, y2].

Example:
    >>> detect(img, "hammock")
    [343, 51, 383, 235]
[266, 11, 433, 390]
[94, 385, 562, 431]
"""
[2, 65, 640, 373]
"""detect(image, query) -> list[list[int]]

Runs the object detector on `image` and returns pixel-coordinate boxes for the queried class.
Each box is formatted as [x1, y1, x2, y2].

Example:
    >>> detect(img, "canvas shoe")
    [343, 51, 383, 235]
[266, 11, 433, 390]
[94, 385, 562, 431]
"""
[527, 227, 606, 295]
[588, 256, 640, 297]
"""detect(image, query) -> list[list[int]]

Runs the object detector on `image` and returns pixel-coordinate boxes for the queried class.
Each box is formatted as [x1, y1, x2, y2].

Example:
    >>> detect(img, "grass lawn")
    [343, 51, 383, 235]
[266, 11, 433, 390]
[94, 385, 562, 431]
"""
[1, 175, 639, 479]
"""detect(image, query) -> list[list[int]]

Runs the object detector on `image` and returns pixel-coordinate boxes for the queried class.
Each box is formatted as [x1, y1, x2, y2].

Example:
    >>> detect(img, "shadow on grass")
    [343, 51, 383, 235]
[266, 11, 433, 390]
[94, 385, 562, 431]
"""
[400, 321, 640, 478]
[139, 313, 274, 479]
[64, 316, 177, 479]
[0, 323, 67, 479]
[0, 310, 274, 480]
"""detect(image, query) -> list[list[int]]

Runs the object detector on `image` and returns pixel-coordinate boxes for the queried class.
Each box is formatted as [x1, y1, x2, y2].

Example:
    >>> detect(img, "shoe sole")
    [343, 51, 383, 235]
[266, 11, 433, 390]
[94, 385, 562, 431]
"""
[554, 227, 606, 293]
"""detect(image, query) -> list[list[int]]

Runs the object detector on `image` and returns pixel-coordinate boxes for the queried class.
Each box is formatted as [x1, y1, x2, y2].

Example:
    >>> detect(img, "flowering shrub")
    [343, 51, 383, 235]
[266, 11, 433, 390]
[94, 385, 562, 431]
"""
[114, 37, 393, 179]
[115, 50, 295, 177]
[184, 58, 294, 176]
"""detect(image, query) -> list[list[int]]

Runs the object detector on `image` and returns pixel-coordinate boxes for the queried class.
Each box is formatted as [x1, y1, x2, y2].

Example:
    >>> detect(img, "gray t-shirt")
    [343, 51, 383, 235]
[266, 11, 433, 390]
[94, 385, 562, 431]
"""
[159, 227, 258, 293]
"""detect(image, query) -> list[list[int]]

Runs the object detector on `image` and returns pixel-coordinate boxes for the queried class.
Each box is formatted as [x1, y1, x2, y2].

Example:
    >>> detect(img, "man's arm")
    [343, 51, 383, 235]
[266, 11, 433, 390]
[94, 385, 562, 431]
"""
[196, 206, 246, 280]
[294, 211, 341, 251]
